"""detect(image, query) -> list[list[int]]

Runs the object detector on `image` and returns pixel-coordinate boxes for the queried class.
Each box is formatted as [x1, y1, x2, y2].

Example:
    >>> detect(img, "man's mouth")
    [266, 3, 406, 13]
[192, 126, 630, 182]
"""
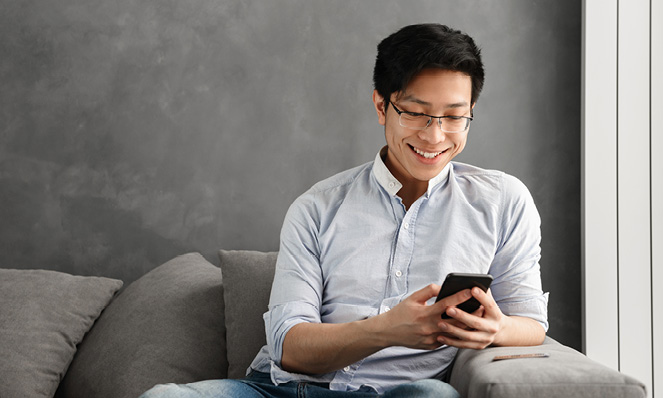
[410, 145, 445, 159]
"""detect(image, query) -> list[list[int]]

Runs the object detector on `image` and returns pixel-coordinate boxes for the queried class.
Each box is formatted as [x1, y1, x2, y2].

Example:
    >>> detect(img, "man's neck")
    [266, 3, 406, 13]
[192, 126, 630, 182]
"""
[383, 156, 428, 210]
[397, 187, 426, 210]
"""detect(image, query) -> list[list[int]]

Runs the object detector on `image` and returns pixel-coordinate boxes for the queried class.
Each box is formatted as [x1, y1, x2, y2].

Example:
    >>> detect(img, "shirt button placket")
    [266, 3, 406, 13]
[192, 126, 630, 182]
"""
[397, 216, 413, 293]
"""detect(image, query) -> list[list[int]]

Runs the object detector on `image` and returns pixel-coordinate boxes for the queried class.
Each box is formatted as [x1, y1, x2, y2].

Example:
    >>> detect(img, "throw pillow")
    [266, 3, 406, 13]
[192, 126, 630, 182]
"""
[56, 253, 227, 398]
[218, 249, 278, 379]
[0, 269, 123, 398]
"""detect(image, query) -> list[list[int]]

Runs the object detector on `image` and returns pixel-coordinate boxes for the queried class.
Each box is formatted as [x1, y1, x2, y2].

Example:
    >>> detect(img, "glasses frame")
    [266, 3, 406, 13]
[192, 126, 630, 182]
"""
[390, 102, 473, 133]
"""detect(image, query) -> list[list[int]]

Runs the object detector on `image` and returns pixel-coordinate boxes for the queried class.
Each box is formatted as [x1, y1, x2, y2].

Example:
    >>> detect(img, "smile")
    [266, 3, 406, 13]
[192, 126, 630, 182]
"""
[411, 145, 445, 159]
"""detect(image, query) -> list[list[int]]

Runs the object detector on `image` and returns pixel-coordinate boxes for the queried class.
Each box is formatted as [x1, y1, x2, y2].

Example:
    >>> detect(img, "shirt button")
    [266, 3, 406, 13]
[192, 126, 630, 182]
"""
[389, 182, 395, 188]
[395, 270, 402, 277]
[384, 307, 390, 312]
[344, 366, 351, 372]
[403, 222, 409, 230]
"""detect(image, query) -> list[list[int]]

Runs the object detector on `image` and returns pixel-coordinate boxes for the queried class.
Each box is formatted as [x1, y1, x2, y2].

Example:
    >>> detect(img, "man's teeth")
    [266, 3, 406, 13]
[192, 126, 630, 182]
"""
[413, 147, 443, 159]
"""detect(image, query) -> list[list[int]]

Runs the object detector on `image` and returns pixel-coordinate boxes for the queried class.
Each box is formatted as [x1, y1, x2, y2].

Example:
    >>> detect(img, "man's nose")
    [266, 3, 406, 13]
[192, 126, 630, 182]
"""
[417, 119, 446, 143]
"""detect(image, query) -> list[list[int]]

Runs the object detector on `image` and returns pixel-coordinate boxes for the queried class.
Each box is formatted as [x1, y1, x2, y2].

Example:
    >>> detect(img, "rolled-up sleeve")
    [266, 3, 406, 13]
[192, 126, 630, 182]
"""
[490, 174, 549, 331]
[264, 194, 324, 365]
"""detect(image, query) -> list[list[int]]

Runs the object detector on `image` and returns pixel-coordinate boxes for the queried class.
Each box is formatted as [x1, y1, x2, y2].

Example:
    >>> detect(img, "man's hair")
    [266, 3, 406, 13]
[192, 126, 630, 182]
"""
[373, 23, 485, 107]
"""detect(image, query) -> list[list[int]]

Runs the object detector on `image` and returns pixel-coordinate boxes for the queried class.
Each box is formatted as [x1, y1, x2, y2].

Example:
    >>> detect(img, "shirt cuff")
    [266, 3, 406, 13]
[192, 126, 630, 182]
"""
[264, 301, 321, 365]
[497, 292, 549, 332]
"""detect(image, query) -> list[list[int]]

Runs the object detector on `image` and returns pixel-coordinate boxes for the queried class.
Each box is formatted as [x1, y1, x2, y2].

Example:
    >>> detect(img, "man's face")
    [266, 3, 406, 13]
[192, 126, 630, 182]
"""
[373, 69, 473, 184]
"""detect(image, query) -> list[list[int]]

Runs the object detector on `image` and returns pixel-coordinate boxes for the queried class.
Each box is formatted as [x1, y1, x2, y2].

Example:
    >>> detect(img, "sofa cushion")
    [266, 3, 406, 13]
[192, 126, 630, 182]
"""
[219, 249, 278, 379]
[449, 336, 647, 398]
[56, 253, 227, 398]
[0, 268, 122, 398]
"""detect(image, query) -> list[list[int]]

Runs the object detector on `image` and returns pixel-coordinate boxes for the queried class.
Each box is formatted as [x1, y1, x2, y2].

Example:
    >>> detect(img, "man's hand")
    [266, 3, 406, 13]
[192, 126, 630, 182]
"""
[436, 287, 505, 349]
[378, 284, 475, 350]
[436, 287, 546, 348]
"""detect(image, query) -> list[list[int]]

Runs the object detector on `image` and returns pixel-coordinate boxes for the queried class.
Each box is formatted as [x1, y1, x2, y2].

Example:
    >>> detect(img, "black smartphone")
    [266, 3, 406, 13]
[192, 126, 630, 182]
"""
[435, 273, 493, 318]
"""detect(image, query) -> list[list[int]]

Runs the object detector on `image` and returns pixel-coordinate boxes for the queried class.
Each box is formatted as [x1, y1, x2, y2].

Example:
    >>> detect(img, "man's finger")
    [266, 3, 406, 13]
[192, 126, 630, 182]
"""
[472, 287, 499, 315]
[441, 305, 484, 330]
[409, 283, 441, 303]
[434, 288, 472, 311]
[445, 306, 484, 331]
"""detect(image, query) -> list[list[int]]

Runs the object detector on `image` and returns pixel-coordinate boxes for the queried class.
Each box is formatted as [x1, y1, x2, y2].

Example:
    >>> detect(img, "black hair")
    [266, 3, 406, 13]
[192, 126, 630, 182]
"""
[373, 23, 485, 108]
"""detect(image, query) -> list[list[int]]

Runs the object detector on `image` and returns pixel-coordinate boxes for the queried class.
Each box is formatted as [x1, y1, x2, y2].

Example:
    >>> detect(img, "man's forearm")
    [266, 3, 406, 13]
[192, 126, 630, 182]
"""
[494, 315, 546, 346]
[280, 316, 388, 375]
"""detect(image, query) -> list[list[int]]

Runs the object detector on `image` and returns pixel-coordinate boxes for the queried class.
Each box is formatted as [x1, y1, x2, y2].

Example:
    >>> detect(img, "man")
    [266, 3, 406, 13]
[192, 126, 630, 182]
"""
[141, 23, 548, 398]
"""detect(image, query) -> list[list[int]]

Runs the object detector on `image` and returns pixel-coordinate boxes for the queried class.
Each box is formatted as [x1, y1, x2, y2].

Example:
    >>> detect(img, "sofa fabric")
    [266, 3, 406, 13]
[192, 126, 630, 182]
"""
[218, 249, 278, 379]
[55, 253, 227, 398]
[449, 336, 647, 398]
[0, 268, 122, 398]
[3, 250, 647, 398]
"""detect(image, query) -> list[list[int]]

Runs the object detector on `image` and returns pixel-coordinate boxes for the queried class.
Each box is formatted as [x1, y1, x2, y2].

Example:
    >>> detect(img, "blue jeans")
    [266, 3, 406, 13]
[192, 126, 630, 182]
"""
[139, 371, 460, 398]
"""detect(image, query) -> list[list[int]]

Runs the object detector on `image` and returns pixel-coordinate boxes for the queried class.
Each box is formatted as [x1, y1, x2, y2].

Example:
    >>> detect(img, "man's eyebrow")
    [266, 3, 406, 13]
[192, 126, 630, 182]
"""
[399, 94, 469, 109]
[446, 101, 470, 109]
[399, 95, 432, 106]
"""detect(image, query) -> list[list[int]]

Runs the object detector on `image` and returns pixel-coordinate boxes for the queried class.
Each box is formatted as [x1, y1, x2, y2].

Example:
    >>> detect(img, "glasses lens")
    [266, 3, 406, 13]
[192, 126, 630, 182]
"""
[441, 117, 469, 133]
[399, 113, 430, 130]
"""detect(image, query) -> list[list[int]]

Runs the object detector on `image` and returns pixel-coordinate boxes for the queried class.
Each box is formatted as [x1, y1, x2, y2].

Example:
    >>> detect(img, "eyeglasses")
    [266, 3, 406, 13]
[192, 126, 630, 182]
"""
[390, 102, 473, 133]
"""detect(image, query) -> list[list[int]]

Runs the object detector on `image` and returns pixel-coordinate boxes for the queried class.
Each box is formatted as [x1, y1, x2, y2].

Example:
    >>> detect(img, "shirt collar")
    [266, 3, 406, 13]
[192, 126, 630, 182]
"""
[373, 147, 402, 196]
[372, 146, 452, 197]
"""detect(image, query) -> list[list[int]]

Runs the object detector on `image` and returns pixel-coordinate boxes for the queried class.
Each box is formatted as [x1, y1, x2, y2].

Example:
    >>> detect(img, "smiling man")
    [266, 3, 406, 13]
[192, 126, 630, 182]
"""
[376, 68, 473, 208]
[141, 23, 548, 398]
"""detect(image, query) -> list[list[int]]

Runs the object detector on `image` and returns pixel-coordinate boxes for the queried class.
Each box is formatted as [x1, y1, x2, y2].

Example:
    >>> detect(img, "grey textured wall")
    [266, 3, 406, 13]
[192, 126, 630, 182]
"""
[0, 1, 581, 349]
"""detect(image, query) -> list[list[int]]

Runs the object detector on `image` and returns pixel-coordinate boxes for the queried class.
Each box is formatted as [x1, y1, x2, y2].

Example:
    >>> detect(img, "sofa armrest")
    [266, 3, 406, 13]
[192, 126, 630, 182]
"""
[448, 336, 646, 398]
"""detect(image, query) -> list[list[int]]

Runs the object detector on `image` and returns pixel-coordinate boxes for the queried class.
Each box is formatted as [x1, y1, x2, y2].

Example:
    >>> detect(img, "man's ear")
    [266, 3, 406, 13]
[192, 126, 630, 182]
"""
[372, 90, 387, 126]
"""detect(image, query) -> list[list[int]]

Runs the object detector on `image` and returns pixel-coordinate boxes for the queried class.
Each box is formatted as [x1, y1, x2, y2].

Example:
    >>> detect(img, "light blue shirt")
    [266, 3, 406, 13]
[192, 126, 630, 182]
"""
[249, 148, 549, 393]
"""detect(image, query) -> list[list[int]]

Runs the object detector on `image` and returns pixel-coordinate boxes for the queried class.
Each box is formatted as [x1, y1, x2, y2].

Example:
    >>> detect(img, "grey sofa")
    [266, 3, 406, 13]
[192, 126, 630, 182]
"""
[0, 251, 646, 398]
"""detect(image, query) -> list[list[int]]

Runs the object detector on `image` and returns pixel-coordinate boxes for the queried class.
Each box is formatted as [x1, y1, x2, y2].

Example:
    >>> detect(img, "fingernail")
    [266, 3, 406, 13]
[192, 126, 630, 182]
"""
[447, 308, 457, 316]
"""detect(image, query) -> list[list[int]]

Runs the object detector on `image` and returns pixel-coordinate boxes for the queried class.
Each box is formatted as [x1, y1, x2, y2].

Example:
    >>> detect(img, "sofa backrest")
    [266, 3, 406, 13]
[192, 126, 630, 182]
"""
[218, 250, 278, 379]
